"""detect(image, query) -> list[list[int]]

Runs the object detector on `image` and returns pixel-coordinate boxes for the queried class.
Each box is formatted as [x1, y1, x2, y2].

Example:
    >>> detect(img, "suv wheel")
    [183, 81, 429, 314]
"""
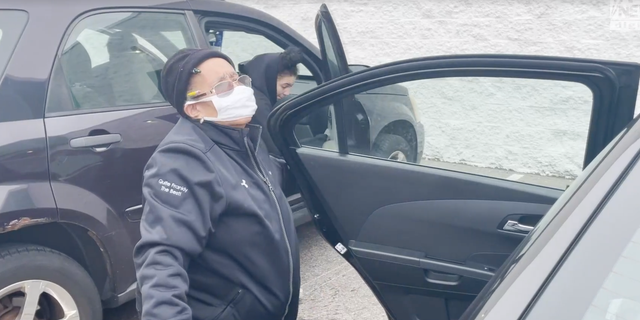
[372, 134, 415, 162]
[0, 244, 102, 320]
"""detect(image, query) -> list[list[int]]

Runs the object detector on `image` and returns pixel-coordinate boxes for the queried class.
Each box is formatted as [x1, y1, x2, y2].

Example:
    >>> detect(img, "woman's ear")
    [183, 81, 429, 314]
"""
[184, 104, 199, 119]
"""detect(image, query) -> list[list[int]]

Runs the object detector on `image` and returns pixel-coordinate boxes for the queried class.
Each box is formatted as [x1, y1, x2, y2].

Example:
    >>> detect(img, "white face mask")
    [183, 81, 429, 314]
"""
[187, 86, 258, 122]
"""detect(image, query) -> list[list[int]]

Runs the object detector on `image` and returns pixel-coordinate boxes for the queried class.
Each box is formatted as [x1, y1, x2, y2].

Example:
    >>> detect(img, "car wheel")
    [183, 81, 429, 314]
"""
[0, 244, 102, 320]
[372, 134, 415, 162]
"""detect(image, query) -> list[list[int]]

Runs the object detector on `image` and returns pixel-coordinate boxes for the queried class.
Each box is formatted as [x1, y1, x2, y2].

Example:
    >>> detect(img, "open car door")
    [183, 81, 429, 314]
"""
[308, 4, 350, 151]
[316, 3, 349, 80]
[269, 5, 640, 320]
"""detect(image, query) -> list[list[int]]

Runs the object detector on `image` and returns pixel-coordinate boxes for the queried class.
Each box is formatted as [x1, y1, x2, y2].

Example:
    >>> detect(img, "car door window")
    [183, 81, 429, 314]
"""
[201, 24, 316, 96]
[0, 10, 29, 124]
[295, 76, 594, 189]
[319, 21, 340, 79]
[315, 4, 349, 81]
[523, 148, 640, 320]
[47, 11, 196, 113]
[0, 10, 28, 83]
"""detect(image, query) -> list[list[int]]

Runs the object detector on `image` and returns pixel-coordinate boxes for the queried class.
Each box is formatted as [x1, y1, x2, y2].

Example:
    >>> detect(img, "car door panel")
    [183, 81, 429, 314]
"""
[44, 10, 196, 295]
[46, 106, 178, 292]
[297, 147, 558, 319]
[357, 199, 549, 265]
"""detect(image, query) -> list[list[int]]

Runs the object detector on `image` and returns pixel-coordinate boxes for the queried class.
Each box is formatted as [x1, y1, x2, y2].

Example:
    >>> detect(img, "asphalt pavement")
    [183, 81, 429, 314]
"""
[104, 223, 386, 320]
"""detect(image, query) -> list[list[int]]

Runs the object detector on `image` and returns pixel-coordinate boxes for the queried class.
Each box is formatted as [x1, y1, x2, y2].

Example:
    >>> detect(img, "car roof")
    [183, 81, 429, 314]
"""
[1, 0, 320, 58]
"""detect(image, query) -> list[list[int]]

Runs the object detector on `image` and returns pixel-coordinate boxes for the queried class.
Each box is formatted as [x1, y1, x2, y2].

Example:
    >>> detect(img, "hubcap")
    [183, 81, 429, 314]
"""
[0, 280, 79, 320]
[388, 151, 408, 162]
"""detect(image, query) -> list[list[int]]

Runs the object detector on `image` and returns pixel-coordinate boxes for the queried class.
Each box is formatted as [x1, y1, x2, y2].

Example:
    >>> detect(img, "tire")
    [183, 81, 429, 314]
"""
[0, 243, 102, 320]
[372, 133, 415, 162]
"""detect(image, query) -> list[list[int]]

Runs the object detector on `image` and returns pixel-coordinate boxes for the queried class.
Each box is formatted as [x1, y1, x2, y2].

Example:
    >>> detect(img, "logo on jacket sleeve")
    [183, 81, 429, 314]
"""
[158, 179, 188, 196]
[241, 180, 249, 188]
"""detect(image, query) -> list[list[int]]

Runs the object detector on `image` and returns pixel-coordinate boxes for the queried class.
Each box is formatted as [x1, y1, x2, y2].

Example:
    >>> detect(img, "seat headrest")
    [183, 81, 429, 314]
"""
[61, 43, 92, 84]
[107, 31, 140, 56]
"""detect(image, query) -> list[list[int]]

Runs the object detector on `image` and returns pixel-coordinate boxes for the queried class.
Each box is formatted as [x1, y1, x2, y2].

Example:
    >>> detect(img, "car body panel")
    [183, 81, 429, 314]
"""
[0, 7, 59, 231]
[523, 138, 640, 320]
[46, 107, 179, 293]
[0, 121, 57, 231]
[463, 117, 640, 320]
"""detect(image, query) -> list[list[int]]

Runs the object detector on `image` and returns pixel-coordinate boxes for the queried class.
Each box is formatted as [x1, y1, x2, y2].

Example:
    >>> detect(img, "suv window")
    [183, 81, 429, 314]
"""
[203, 26, 313, 77]
[48, 12, 196, 113]
[0, 10, 28, 81]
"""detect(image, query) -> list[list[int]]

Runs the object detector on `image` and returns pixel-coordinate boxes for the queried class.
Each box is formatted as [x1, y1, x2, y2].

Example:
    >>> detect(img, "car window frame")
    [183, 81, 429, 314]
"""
[334, 76, 596, 184]
[281, 68, 611, 167]
[196, 15, 325, 85]
[45, 8, 200, 118]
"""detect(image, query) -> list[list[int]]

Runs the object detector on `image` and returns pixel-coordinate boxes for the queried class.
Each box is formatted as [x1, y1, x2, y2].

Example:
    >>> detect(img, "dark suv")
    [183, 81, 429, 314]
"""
[0, 0, 423, 318]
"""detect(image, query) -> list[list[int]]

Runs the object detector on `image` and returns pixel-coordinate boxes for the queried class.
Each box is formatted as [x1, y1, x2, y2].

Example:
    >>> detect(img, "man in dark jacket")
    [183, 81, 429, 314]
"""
[133, 48, 300, 320]
[243, 47, 303, 157]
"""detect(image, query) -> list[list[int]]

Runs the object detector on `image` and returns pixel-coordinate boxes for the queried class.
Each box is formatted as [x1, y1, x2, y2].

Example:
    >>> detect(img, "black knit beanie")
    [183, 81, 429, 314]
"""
[160, 48, 235, 117]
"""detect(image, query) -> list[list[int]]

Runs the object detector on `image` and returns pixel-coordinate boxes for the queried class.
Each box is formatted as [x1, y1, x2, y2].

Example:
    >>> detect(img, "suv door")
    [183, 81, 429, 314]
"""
[44, 10, 198, 294]
[268, 7, 640, 320]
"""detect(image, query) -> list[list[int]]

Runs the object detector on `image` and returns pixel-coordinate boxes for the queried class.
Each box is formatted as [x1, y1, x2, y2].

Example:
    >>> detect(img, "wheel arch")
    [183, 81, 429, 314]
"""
[0, 222, 112, 302]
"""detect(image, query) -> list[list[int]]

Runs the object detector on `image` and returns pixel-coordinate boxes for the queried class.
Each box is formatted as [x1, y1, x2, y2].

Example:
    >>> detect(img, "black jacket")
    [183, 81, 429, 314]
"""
[133, 117, 300, 320]
[244, 53, 281, 157]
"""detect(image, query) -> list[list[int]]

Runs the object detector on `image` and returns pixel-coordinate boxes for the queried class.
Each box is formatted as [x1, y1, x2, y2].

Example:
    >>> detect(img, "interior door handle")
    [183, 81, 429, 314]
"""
[425, 270, 461, 285]
[503, 220, 534, 233]
[69, 133, 122, 151]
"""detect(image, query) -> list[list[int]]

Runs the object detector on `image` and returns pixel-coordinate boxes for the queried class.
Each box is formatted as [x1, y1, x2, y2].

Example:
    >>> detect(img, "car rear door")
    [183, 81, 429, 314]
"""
[268, 6, 640, 319]
[44, 9, 198, 294]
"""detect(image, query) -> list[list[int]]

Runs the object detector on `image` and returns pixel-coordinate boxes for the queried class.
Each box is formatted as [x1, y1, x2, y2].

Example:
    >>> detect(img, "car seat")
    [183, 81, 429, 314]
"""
[59, 43, 109, 110]
[106, 31, 163, 106]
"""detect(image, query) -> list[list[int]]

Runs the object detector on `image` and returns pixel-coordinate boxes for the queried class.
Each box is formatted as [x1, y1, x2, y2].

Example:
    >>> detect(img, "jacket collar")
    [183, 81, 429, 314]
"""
[189, 118, 263, 152]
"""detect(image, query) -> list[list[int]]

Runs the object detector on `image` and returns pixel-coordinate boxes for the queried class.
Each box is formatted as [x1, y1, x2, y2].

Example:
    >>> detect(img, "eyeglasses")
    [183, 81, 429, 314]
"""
[186, 74, 252, 102]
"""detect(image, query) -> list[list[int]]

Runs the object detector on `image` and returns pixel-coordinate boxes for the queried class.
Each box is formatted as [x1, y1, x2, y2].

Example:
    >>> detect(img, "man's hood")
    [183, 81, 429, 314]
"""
[242, 53, 280, 106]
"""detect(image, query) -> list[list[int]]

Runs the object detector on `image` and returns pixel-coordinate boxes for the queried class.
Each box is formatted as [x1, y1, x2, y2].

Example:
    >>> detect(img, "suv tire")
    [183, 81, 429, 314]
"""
[0, 244, 102, 320]
[372, 133, 415, 162]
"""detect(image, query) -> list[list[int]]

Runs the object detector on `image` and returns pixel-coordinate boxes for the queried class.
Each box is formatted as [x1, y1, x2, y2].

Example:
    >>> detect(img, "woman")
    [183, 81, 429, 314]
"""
[133, 48, 300, 320]
[243, 46, 304, 156]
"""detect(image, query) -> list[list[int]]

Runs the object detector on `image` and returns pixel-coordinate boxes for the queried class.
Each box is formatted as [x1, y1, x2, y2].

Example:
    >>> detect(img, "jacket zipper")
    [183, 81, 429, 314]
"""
[244, 137, 293, 320]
